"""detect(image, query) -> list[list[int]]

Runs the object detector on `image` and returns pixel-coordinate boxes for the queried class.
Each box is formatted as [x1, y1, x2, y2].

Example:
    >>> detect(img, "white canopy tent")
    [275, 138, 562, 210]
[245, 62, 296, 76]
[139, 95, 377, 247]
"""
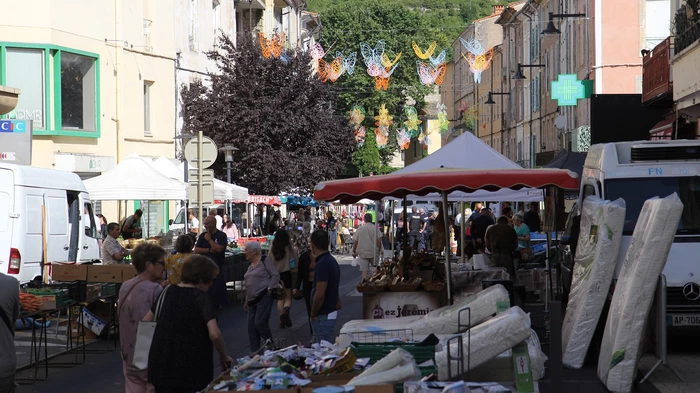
[393, 131, 543, 202]
[84, 155, 187, 200]
[167, 162, 249, 201]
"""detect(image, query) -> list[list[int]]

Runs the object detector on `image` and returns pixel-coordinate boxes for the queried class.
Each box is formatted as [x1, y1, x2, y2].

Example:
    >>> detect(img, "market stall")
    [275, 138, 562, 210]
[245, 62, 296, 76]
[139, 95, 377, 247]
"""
[314, 167, 579, 309]
[83, 155, 187, 246]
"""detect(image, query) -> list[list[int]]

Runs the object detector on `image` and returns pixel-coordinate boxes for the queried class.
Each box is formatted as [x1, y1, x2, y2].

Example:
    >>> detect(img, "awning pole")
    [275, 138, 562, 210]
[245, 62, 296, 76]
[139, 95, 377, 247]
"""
[460, 201, 465, 263]
[390, 200, 395, 258]
[442, 191, 453, 305]
[402, 197, 408, 277]
[374, 199, 380, 267]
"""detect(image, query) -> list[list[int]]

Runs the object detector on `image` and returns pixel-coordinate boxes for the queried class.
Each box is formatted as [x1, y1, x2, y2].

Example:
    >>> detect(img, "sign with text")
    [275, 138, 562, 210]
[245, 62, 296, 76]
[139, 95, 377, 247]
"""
[362, 291, 445, 320]
[0, 120, 32, 165]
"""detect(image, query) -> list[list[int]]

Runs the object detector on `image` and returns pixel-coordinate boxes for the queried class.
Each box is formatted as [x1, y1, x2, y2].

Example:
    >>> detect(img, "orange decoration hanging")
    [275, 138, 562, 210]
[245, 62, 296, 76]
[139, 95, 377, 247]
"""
[259, 32, 286, 59]
[374, 76, 389, 91]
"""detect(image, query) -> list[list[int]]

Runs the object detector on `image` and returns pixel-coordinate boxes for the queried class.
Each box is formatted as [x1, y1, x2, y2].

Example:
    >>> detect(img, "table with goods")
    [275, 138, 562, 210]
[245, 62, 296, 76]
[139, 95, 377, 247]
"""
[14, 262, 137, 384]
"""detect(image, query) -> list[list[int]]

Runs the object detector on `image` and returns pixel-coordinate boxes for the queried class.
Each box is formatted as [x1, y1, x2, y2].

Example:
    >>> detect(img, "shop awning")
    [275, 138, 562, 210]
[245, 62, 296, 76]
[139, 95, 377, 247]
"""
[314, 168, 579, 204]
[649, 115, 676, 140]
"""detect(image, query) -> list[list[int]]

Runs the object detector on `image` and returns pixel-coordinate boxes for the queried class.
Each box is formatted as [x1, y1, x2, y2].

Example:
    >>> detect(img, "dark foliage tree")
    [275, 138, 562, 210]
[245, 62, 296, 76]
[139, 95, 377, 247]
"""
[180, 33, 354, 195]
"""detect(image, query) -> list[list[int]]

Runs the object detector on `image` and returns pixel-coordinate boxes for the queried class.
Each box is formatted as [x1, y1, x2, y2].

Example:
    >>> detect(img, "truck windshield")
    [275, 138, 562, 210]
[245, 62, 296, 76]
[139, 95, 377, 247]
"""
[605, 177, 700, 235]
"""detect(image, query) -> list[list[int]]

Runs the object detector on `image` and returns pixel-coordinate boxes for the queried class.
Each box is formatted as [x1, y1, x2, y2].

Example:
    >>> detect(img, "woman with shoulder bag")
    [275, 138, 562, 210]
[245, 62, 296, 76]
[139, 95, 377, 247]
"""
[144, 255, 232, 393]
[243, 241, 280, 353]
[268, 229, 297, 329]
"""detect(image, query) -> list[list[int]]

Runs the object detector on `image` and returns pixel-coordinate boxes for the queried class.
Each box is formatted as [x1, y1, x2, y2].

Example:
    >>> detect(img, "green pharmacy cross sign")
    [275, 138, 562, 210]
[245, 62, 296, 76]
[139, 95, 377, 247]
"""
[551, 74, 592, 106]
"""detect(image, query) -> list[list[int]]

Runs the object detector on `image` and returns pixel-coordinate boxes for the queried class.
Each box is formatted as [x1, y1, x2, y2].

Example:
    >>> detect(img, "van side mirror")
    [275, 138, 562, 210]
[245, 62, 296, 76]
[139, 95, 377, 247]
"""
[169, 219, 174, 225]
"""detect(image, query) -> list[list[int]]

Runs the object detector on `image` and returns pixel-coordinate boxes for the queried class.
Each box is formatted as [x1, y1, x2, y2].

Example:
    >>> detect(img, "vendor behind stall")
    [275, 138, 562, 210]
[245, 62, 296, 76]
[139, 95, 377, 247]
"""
[121, 209, 143, 239]
[352, 213, 383, 279]
[408, 207, 426, 252]
[195, 216, 230, 308]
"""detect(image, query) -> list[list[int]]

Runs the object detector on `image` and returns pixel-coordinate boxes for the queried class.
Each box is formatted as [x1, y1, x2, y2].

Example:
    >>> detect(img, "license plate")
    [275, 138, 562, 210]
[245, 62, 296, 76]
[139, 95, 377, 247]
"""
[668, 314, 700, 326]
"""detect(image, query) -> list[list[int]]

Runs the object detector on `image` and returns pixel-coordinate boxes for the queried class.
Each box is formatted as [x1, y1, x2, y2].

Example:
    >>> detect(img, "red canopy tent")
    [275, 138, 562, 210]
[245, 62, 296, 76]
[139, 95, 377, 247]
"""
[314, 168, 580, 303]
[314, 168, 579, 203]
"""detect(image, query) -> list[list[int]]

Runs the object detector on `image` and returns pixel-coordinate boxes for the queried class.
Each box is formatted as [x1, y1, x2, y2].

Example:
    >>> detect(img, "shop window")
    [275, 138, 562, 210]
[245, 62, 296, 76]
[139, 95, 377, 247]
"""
[60, 52, 97, 131]
[5, 48, 45, 129]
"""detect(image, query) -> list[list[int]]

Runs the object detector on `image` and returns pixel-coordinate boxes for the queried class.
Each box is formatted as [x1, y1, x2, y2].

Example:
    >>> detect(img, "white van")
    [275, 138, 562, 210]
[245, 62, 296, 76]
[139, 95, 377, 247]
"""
[0, 163, 101, 283]
[580, 140, 700, 327]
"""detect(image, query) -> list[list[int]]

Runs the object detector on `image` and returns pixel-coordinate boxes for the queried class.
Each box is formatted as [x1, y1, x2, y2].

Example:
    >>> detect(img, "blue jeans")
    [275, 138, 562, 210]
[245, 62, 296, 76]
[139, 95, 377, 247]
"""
[311, 314, 337, 343]
[329, 230, 338, 251]
[247, 292, 274, 352]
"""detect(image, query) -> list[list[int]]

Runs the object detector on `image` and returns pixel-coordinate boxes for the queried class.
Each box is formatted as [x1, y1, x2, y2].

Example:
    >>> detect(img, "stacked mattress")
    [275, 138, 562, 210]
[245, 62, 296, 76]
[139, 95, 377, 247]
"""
[597, 193, 684, 392]
[562, 196, 626, 368]
[339, 284, 509, 345]
[435, 306, 531, 380]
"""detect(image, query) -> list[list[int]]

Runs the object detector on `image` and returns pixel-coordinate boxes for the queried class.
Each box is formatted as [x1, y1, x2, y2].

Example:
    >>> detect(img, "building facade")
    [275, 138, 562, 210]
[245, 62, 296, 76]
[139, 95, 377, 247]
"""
[443, 0, 673, 167]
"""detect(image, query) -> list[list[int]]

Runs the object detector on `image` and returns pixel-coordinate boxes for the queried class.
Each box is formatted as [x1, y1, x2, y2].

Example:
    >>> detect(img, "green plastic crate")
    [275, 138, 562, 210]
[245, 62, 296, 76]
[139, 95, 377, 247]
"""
[351, 342, 436, 365]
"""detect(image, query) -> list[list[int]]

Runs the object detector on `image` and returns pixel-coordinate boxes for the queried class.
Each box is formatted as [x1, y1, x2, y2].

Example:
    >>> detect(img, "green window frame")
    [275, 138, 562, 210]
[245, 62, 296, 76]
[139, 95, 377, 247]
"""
[0, 42, 100, 138]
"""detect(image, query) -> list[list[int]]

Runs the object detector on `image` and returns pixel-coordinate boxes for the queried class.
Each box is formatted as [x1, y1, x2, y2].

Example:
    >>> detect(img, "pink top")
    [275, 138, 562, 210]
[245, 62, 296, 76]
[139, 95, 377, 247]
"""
[222, 224, 239, 241]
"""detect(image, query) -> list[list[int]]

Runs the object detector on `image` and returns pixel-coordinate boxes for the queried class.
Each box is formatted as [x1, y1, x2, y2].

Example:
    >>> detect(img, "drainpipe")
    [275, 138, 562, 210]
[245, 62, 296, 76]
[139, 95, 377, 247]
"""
[115, 0, 123, 219]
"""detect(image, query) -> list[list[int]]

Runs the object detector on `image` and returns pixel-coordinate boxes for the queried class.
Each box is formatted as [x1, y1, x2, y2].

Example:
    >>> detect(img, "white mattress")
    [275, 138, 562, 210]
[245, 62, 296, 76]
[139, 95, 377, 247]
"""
[562, 196, 626, 368]
[339, 285, 509, 346]
[435, 306, 531, 380]
[597, 193, 684, 393]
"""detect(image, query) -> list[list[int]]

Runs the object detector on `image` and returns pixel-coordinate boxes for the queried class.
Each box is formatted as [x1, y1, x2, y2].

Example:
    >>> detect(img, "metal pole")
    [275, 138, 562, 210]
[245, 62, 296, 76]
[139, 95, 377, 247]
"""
[390, 200, 395, 257]
[184, 160, 189, 234]
[442, 192, 452, 305]
[226, 161, 232, 184]
[197, 130, 204, 234]
[374, 200, 379, 267]
[402, 197, 408, 274]
[460, 201, 465, 263]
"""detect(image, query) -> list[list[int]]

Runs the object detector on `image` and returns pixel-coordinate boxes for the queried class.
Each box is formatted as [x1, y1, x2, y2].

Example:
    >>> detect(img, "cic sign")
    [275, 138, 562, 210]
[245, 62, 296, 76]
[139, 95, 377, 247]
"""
[0, 120, 32, 165]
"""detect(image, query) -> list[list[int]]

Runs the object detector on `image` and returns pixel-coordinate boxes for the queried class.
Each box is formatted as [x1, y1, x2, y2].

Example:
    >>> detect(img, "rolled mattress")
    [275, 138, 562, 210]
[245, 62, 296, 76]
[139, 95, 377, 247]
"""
[597, 193, 684, 393]
[435, 306, 531, 380]
[562, 196, 626, 368]
[339, 285, 509, 343]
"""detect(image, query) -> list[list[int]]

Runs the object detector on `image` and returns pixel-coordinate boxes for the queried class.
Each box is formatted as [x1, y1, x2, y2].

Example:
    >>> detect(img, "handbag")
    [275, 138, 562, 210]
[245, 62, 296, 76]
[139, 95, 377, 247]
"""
[262, 257, 286, 300]
[132, 285, 169, 370]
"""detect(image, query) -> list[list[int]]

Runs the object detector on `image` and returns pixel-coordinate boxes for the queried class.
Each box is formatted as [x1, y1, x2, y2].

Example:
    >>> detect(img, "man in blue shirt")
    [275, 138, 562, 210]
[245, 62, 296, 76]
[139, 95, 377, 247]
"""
[309, 229, 341, 343]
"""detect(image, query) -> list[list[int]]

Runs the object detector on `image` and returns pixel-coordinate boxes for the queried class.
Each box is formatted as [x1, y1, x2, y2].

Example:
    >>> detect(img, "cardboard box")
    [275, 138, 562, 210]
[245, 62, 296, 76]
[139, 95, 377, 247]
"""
[120, 264, 138, 283]
[79, 307, 107, 336]
[70, 320, 98, 340]
[52, 263, 88, 282]
[38, 295, 57, 311]
[87, 265, 123, 283]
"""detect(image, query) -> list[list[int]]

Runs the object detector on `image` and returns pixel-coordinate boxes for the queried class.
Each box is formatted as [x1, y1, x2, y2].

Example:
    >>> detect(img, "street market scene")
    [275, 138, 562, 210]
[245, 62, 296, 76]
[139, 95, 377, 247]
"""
[2, 1, 700, 393]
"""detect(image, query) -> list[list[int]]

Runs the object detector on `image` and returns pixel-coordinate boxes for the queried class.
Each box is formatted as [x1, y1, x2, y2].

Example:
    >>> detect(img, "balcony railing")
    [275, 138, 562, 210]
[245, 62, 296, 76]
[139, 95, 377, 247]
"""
[675, 20, 700, 55]
[642, 37, 673, 103]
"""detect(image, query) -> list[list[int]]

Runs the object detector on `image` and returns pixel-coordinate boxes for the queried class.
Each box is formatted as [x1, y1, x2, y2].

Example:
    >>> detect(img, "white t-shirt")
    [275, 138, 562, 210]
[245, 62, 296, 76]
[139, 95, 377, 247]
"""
[189, 217, 200, 230]
[352, 223, 383, 259]
[214, 215, 223, 229]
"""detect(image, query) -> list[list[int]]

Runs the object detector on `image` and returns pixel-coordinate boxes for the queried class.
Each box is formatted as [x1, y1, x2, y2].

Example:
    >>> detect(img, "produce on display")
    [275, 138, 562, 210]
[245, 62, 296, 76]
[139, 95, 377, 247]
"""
[597, 193, 684, 393]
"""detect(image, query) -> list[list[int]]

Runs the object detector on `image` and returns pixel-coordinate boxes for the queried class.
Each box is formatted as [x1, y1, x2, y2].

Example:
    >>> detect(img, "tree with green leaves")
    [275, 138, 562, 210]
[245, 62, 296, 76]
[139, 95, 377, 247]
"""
[180, 33, 353, 195]
[306, 0, 501, 175]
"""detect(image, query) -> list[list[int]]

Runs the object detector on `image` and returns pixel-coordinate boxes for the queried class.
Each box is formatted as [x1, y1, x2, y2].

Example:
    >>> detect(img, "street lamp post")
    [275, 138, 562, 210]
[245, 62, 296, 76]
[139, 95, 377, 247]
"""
[174, 132, 195, 234]
[219, 144, 238, 218]
[513, 63, 546, 168]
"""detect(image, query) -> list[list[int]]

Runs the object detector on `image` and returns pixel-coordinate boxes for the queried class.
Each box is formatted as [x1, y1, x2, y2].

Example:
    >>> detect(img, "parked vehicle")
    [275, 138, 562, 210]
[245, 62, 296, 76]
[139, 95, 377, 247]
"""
[579, 140, 700, 327]
[0, 163, 101, 283]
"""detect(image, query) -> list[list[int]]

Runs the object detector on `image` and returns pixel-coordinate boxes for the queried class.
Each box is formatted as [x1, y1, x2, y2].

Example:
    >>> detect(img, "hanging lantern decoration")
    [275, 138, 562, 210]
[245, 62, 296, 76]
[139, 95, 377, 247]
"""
[310, 42, 356, 83]
[375, 127, 389, 148]
[412, 41, 437, 60]
[355, 126, 366, 146]
[348, 105, 366, 147]
[419, 131, 431, 149]
[374, 104, 393, 149]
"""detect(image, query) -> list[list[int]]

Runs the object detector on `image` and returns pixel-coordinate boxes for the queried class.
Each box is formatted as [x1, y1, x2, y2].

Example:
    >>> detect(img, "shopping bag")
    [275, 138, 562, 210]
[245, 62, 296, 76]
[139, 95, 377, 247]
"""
[132, 286, 169, 370]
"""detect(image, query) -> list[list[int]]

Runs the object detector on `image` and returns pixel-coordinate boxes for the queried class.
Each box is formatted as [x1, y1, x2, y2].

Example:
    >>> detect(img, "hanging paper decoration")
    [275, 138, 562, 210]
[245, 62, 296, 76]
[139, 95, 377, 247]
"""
[403, 106, 422, 138]
[361, 41, 400, 90]
[459, 37, 494, 84]
[458, 102, 479, 130]
[412, 41, 437, 60]
[436, 103, 449, 135]
[310, 42, 356, 83]
[419, 131, 431, 149]
[355, 126, 366, 146]
[348, 105, 366, 146]
[374, 104, 393, 149]
[396, 128, 411, 150]
[259, 32, 286, 59]
[416, 61, 447, 86]
[429, 50, 447, 67]
[375, 127, 389, 148]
